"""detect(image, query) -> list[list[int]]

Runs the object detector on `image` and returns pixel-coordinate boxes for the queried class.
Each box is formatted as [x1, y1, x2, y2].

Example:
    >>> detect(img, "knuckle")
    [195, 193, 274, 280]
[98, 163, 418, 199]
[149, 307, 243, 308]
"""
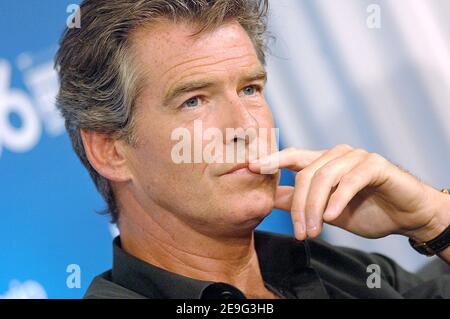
[284, 147, 297, 154]
[291, 213, 301, 223]
[341, 173, 360, 185]
[368, 152, 386, 165]
[295, 171, 302, 183]
[329, 191, 342, 204]
[296, 169, 312, 182]
[314, 167, 330, 180]
[291, 200, 304, 215]
[304, 204, 314, 216]
[335, 144, 353, 152]
[306, 198, 320, 212]
[305, 198, 316, 215]
[352, 148, 369, 157]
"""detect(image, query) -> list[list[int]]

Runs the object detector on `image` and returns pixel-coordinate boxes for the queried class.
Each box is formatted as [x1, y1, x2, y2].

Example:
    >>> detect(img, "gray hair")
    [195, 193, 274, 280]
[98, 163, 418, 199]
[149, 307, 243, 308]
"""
[55, 0, 269, 223]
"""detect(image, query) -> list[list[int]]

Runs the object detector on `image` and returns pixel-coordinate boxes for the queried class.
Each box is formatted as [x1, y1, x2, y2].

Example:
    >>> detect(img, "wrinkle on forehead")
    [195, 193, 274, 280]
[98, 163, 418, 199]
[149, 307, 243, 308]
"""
[130, 20, 261, 91]
[164, 53, 258, 82]
[168, 58, 259, 84]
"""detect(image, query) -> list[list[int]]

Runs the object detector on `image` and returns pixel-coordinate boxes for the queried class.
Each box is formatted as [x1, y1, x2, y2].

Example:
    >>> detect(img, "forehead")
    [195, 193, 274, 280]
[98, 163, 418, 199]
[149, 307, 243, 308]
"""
[129, 20, 262, 87]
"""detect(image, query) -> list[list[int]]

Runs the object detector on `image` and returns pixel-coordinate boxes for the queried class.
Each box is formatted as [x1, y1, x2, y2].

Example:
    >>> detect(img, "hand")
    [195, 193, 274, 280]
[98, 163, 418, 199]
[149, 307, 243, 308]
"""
[249, 144, 450, 242]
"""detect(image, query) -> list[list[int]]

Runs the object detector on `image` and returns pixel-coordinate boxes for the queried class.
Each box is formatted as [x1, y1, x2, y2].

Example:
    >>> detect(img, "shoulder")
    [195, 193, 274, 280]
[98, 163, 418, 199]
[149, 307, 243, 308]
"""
[255, 230, 399, 273]
[83, 270, 146, 299]
[306, 236, 429, 296]
[255, 230, 424, 297]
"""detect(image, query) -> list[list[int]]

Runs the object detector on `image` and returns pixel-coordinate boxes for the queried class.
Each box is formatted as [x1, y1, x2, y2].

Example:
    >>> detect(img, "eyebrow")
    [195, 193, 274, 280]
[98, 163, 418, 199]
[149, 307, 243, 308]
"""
[163, 68, 267, 106]
[243, 69, 268, 85]
[163, 80, 214, 107]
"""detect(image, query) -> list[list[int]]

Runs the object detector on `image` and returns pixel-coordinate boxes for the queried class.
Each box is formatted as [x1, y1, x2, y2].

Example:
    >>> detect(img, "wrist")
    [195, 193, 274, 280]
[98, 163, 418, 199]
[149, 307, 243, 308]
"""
[409, 188, 450, 243]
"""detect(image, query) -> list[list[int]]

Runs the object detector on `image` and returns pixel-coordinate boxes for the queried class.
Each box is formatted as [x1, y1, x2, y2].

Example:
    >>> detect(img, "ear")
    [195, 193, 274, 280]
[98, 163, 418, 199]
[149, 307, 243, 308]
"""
[80, 128, 132, 183]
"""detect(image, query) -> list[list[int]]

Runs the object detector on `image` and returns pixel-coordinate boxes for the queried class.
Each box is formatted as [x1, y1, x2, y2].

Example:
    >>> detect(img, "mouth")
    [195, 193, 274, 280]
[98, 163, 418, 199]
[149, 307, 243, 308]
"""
[220, 163, 261, 177]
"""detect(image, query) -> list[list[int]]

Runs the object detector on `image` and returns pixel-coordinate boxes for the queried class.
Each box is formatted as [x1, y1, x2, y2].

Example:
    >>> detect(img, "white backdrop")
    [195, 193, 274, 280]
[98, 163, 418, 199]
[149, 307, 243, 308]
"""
[265, 0, 450, 272]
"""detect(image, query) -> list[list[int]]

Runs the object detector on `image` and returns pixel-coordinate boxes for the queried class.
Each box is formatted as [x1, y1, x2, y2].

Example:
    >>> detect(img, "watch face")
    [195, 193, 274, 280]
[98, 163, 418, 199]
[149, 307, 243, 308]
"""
[409, 238, 435, 256]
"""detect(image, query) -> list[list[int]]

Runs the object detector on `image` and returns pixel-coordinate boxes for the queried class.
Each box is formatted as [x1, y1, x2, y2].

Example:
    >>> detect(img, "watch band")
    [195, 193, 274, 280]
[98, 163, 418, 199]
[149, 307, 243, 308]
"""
[409, 188, 450, 256]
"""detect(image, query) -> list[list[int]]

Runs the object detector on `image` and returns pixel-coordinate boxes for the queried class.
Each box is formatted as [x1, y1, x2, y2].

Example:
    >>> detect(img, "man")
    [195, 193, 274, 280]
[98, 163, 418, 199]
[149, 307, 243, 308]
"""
[55, 0, 450, 299]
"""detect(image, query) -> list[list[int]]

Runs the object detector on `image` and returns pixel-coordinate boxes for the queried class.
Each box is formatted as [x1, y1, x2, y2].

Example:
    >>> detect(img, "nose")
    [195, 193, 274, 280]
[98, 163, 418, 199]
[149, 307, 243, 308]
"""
[219, 93, 259, 145]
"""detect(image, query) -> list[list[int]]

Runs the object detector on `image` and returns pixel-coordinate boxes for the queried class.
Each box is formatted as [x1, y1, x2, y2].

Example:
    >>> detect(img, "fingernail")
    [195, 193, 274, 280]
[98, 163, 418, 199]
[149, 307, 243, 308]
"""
[306, 224, 320, 238]
[261, 166, 278, 175]
[259, 157, 271, 165]
[306, 224, 317, 233]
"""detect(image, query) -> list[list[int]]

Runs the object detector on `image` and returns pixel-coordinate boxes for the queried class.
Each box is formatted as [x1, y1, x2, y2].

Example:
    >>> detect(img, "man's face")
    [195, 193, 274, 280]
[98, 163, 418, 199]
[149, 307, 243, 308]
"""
[124, 20, 278, 236]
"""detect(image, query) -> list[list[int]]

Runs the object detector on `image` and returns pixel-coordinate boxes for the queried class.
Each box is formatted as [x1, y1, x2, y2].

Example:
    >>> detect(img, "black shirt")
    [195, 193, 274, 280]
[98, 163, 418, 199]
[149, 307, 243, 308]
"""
[84, 230, 450, 299]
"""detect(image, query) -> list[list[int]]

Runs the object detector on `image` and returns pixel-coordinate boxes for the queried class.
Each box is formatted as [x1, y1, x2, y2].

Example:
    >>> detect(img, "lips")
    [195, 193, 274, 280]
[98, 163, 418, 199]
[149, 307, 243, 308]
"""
[220, 163, 264, 178]
[220, 163, 251, 175]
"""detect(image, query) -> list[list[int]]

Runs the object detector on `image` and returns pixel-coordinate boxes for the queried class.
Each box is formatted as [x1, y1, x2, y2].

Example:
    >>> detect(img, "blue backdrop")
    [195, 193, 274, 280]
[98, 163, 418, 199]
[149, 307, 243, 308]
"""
[1, 0, 449, 298]
[0, 0, 294, 298]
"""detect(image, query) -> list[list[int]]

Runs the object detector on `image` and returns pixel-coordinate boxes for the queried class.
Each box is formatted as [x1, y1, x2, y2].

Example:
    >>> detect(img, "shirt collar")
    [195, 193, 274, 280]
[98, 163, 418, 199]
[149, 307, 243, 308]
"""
[111, 230, 316, 299]
[254, 230, 311, 290]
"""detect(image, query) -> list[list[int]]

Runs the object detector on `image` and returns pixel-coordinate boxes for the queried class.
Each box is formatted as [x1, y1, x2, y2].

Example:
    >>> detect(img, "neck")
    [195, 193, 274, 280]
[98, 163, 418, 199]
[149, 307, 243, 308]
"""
[117, 195, 276, 298]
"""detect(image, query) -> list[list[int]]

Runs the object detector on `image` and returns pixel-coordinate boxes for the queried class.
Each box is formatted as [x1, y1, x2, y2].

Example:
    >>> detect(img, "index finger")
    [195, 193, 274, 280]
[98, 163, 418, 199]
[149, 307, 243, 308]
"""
[249, 147, 324, 174]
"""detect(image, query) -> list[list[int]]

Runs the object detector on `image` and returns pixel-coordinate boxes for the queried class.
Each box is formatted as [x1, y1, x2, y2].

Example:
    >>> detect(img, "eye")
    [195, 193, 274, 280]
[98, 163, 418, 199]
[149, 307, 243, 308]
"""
[241, 85, 261, 96]
[182, 96, 202, 109]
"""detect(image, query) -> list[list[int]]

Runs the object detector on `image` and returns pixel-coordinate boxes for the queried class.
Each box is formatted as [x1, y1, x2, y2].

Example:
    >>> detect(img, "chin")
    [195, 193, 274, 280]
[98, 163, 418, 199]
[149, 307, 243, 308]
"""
[223, 189, 275, 227]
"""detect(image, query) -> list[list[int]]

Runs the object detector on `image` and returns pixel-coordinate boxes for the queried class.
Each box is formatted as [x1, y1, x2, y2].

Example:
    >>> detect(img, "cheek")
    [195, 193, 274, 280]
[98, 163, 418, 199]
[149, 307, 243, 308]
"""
[259, 107, 275, 129]
[130, 126, 178, 191]
[133, 113, 185, 172]
[132, 155, 210, 216]
[132, 109, 211, 190]
[250, 105, 275, 133]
